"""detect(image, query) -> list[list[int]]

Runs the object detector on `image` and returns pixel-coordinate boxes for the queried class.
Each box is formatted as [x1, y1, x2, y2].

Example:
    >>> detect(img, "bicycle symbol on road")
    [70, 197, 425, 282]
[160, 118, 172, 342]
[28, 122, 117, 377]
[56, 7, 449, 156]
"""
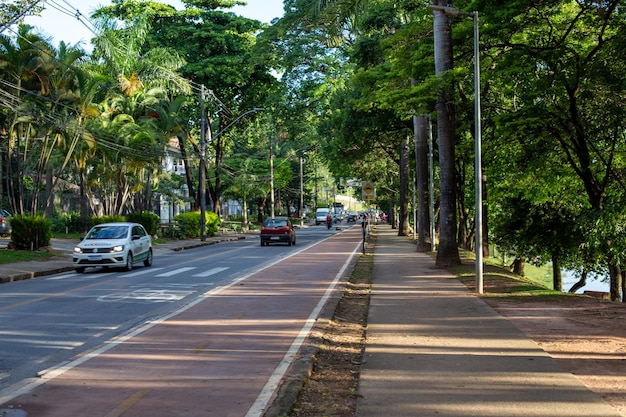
[97, 288, 194, 303]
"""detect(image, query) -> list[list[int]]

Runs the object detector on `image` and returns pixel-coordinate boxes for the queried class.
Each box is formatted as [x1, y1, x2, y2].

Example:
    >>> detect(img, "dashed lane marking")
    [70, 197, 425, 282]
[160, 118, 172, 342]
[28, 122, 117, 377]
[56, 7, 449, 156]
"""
[154, 267, 196, 277]
[192, 267, 229, 277]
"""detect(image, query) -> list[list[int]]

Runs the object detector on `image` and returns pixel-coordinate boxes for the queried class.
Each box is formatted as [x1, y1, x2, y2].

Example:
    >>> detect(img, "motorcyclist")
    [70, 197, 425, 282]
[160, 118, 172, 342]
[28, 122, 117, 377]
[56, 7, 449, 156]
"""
[326, 214, 332, 229]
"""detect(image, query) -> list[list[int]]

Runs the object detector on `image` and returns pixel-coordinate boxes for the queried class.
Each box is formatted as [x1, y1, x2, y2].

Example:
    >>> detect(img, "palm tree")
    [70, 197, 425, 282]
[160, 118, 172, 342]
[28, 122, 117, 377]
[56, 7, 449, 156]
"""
[0, 25, 56, 215]
[149, 94, 197, 210]
[79, 12, 191, 217]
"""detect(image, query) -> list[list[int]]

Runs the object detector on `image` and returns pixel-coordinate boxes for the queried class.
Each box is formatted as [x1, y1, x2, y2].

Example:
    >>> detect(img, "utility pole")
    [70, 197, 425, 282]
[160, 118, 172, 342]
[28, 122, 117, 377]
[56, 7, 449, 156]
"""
[199, 85, 207, 241]
[300, 157, 304, 228]
[270, 135, 275, 218]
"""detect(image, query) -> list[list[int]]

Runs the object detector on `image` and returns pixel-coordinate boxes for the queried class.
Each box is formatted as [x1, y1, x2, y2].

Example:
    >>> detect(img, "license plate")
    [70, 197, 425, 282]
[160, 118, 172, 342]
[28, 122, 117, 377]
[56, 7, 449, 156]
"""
[271, 236, 279, 240]
[88, 255, 102, 260]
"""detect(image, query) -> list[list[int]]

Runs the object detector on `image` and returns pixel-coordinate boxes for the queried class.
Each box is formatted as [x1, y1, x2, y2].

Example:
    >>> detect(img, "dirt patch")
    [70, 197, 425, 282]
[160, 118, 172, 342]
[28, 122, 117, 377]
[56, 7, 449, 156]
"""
[288, 250, 626, 416]
[288, 245, 372, 417]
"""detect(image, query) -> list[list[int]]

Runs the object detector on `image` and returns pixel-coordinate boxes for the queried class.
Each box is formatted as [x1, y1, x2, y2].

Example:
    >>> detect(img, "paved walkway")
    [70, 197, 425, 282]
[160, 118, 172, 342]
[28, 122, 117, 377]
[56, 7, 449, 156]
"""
[357, 224, 621, 417]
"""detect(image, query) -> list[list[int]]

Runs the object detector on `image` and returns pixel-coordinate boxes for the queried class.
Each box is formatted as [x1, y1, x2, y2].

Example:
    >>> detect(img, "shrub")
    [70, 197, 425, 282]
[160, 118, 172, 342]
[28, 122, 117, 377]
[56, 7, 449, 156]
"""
[205, 211, 220, 237]
[173, 211, 220, 239]
[52, 212, 82, 234]
[126, 211, 160, 235]
[10, 215, 52, 250]
[89, 215, 126, 227]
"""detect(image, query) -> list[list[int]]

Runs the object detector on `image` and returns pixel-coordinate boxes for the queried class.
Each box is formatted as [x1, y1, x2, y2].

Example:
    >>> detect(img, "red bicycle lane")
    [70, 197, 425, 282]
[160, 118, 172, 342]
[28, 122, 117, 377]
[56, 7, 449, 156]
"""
[0, 227, 363, 417]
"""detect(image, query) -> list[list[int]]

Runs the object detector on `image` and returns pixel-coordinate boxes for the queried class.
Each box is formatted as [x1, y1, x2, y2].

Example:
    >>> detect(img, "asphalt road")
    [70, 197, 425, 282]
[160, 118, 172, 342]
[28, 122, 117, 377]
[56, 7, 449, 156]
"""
[0, 224, 354, 400]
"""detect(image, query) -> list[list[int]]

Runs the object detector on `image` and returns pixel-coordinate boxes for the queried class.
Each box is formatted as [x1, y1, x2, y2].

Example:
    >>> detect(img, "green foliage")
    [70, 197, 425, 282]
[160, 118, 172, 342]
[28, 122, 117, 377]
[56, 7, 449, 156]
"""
[89, 216, 127, 227]
[52, 212, 83, 234]
[10, 215, 52, 250]
[173, 211, 220, 239]
[126, 210, 160, 235]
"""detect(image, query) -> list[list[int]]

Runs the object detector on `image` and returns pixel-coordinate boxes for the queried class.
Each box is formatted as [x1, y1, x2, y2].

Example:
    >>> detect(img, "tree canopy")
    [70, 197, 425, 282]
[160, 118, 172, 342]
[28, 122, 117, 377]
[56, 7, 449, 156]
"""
[2, 0, 626, 301]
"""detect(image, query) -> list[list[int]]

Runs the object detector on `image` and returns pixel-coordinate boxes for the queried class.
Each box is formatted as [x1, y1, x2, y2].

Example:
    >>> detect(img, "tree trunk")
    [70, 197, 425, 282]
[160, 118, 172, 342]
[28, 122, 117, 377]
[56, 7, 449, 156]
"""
[481, 173, 489, 258]
[568, 270, 588, 294]
[178, 134, 197, 211]
[257, 197, 265, 223]
[79, 168, 88, 232]
[433, 0, 461, 268]
[414, 114, 431, 252]
[608, 263, 620, 301]
[45, 166, 54, 217]
[512, 258, 525, 276]
[552, 254, 562, 291]
[398, 135, 410, 236]
[242, 197, 249, 231]
[457, 169, 468, 249]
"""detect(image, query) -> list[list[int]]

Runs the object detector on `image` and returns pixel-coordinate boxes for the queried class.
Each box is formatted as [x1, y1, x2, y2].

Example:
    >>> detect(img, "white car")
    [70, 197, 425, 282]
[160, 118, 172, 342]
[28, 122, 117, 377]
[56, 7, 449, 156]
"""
[73, 222, 153, 273]
[315, 208, 330, 225]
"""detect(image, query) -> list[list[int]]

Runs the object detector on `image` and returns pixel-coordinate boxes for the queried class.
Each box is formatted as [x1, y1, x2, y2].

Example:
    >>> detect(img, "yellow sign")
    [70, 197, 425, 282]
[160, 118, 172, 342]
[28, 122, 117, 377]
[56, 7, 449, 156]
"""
[362, 182, 376, 200]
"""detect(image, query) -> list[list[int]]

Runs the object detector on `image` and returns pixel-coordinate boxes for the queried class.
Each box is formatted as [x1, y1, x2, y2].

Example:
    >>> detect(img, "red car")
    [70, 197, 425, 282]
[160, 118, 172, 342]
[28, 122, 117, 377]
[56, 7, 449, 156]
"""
[260, 217, 296, 246]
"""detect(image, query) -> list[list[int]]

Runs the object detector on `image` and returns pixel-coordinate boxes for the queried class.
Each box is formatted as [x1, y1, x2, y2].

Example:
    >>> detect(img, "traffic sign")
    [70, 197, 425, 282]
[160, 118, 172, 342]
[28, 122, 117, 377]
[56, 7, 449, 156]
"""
[362, 181, 376, 200]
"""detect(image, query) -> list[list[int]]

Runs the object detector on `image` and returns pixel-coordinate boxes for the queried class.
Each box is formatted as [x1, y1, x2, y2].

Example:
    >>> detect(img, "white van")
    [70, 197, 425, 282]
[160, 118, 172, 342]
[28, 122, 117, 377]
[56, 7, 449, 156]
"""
[315, 208, 330, 225]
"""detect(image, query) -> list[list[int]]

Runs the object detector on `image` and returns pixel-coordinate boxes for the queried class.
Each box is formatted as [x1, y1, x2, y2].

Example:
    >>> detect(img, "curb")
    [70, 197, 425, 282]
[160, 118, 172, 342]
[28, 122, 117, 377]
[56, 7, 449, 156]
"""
[169, 236, 247, 251]
[0, 265, 75, 284]
[263, 247, 361, 417]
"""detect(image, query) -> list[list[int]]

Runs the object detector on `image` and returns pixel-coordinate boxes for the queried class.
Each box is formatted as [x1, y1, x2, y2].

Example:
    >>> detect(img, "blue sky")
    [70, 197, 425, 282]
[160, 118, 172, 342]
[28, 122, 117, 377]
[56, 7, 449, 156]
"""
[23, 0, 284, 49]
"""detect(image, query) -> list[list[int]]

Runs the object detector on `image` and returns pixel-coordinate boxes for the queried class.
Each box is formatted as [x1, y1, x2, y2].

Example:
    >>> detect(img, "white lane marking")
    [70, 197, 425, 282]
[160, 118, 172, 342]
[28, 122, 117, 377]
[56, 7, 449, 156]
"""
[121, 268, 165, 277]
[244, 241, 361, 417]
[45, 273, 79, 280]
[0, 231, 356, 407]
[192, 267, 229, 277]
[46, 271, 115, 280]
[97, 289, 194, 303]
[154, 267, 196, 277]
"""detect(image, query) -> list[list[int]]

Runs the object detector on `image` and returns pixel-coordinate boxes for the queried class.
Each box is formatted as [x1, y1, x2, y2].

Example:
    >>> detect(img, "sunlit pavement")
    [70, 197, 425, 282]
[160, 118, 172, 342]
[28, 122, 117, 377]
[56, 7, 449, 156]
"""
[0, 226, 363, 417]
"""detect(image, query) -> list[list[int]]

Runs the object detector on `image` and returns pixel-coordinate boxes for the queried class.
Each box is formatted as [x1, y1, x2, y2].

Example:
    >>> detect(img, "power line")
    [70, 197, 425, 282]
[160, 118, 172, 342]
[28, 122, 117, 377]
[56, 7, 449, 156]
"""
[0, 2, 238, 165]
[0, 79, 170, 162]
[48, 0, 99, 38]
[0, 0, 44, 34]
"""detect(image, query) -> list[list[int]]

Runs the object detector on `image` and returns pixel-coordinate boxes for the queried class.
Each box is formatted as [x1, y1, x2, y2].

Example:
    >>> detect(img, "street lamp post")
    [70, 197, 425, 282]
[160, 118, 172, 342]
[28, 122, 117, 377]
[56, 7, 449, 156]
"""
[300, 157, 304, 228]
[200, 86, 208, 242]
[428, 5, 483, 293]
[270, 134, 275, 219]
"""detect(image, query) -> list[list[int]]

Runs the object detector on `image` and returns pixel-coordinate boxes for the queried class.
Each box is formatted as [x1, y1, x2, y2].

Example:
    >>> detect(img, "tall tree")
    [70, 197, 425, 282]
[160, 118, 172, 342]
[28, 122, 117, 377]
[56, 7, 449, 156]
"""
[431, 1, 461, 267]
[483, 0, 626, 300]
[95, 0, 277, 215]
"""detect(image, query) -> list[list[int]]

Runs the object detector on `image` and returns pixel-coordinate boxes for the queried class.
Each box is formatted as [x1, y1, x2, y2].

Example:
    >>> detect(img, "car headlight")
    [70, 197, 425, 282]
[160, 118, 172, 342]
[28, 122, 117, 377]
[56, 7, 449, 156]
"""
[111, 245, 124, 253]
[74, 247, 83, 254]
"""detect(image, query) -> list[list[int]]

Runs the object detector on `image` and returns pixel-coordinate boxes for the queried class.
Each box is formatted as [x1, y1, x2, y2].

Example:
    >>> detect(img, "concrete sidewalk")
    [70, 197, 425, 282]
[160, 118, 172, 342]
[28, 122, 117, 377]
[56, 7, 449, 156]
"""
[357, 224, 621, 417]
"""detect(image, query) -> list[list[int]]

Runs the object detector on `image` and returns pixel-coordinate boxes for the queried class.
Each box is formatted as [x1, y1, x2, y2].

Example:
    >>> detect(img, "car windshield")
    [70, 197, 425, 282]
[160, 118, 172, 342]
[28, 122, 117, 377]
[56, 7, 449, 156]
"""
[86, 225, 128, 239]
[264, 219, 287, 227]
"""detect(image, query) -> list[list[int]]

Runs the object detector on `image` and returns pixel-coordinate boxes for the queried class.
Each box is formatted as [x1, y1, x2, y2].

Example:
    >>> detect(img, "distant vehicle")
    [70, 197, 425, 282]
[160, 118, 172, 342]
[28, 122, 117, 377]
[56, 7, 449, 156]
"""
[345, 212, 358, 222]
[260, 217, 296, 246]
[73, 222, 153, 273]
[315, 208, 330, 225]
[0, 209, 11, 235]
